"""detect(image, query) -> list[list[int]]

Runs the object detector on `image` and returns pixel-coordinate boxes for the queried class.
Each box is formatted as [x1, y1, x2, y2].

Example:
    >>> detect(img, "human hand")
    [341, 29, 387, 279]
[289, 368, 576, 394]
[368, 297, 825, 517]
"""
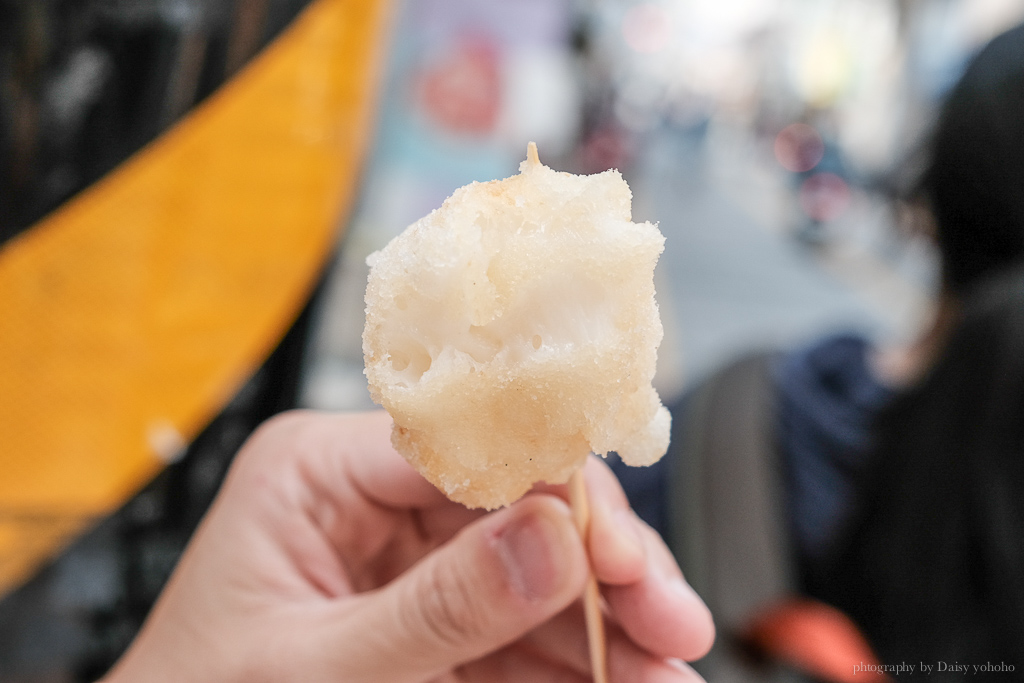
[101, 410, 713, 682]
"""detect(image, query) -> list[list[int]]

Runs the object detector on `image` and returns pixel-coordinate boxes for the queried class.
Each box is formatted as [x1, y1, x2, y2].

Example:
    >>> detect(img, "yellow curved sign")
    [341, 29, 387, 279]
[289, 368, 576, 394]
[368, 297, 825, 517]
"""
[0, 0, 391, 595]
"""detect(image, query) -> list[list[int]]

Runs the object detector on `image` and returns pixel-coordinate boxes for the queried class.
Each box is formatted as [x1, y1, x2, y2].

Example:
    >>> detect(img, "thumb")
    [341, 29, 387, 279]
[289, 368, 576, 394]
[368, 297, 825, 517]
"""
[322, 494, 589, 682]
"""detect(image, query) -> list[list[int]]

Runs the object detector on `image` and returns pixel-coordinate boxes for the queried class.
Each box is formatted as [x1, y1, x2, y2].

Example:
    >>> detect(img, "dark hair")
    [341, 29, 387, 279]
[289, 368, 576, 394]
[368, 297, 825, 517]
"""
[924, 23, 1024, 293]
[828, 264, 1024, 663]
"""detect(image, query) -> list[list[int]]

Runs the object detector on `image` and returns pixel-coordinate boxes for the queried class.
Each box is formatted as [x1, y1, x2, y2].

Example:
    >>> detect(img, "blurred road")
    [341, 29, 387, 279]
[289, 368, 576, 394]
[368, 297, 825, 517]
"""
[632, 122, 922, 403]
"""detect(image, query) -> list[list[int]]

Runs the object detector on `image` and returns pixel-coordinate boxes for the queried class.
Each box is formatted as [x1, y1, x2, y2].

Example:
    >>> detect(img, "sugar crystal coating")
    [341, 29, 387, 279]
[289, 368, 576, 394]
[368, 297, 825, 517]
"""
[363, 144, 670, 509]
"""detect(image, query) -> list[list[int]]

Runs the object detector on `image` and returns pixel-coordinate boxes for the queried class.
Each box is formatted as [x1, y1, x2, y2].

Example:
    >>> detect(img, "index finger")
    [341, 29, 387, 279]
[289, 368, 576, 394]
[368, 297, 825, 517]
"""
[535, 457, 648, 585]
[334, 410, 457, 511]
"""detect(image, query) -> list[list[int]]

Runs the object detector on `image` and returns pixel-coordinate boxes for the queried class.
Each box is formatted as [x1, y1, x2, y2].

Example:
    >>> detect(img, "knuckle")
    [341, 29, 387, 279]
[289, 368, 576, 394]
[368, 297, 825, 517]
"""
[410, 559, 488, 648]
[249, 409, 314, 445]
[237, 410, 317, 465]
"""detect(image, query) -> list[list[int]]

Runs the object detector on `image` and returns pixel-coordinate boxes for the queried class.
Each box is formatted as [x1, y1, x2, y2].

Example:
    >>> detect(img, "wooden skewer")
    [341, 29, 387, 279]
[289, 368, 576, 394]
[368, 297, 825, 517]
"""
[569, 468, 608, 683]
[528, 139, 604, 680]
[526, 140, 540, 166]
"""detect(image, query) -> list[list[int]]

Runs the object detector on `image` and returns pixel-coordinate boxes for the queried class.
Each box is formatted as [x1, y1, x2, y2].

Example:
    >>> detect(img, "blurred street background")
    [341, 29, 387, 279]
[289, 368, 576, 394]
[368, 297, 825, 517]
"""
[303, 0, 1024, 412]
[2, 0, 1024, 679]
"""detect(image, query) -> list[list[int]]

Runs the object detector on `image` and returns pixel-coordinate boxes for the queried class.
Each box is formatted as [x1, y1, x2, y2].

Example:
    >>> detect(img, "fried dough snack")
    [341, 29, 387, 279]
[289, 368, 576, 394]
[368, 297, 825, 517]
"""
[363, 144, 670, 509]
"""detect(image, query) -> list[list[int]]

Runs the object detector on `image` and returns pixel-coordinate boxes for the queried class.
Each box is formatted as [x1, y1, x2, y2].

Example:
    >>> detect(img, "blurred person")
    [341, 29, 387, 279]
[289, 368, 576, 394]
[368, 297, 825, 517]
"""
[615, 21, 1024, 678]
[822, 262, 1024, 663]
[812, 20, 1024, 664]
[99, 410, 715, 683]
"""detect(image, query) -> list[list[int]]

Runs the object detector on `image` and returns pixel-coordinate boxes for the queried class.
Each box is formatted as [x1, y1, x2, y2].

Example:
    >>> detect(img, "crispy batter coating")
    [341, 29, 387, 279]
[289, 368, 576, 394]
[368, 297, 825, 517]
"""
[363, 143, 670, 509]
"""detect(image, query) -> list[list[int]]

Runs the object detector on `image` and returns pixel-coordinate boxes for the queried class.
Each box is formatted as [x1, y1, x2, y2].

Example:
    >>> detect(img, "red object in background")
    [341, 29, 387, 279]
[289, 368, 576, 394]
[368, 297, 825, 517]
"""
[799, 172, 850, 222]
[774, 123, 824, 173]
[744, 599, 889, 683]
[417, 38, 502, 135]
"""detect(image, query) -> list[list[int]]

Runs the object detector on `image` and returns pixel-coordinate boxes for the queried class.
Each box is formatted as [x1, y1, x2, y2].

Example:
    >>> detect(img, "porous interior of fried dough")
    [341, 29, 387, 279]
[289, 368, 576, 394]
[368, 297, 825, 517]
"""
[363, 144, 670, 509]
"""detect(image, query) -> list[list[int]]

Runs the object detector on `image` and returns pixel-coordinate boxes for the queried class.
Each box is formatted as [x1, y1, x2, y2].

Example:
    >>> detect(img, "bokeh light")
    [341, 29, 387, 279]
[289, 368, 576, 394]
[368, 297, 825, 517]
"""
[774, 123, 825, 173]
[622, 3, 673, 54]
